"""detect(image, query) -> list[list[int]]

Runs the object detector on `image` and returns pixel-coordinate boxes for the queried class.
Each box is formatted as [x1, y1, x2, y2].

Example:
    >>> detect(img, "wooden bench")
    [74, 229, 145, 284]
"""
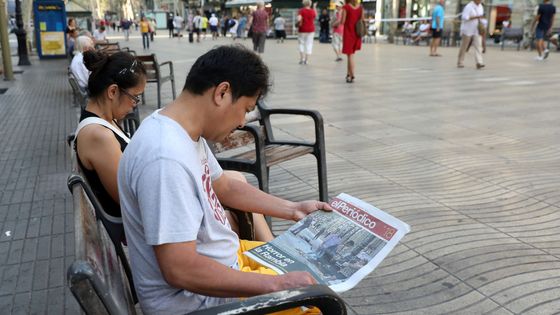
[500, 27, 523, 50]
[67, 179, 138, 314]
[68, 72, 88, 109]
[136, 54, 176, 109]
[212, 100, 328, 204]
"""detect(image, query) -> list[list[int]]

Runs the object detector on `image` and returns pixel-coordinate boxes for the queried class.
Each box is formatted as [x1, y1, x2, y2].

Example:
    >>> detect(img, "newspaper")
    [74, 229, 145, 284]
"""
[244, 193, 411, 292]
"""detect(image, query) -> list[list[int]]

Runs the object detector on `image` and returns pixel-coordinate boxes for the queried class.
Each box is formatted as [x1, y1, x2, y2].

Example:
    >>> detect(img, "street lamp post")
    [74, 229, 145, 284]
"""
[14, 0, 31, 66]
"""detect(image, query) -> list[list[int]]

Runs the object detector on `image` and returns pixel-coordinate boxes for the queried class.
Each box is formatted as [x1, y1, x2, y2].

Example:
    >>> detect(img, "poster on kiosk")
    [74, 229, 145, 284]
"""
[34, 0, 67, 58]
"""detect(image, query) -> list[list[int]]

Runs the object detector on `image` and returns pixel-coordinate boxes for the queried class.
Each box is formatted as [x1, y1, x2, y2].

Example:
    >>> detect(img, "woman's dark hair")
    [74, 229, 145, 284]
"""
[183, 45, 270, 101]
[83, 50, 146, 98]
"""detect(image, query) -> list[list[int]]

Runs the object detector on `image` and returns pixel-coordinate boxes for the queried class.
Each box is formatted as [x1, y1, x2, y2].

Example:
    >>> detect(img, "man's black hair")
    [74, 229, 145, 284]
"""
[183, 45, 270, 101]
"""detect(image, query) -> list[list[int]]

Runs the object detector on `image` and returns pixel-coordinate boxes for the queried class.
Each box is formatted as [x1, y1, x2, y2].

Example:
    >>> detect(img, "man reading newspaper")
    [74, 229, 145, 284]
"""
[118, 45, 332, 315]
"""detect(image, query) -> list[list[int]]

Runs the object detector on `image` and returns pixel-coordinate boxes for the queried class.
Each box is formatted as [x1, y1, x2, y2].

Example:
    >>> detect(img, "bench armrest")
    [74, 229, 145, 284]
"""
[159, 61, 174, 76]
[259, 106, 324, 147]
[188, 285, 346, 315]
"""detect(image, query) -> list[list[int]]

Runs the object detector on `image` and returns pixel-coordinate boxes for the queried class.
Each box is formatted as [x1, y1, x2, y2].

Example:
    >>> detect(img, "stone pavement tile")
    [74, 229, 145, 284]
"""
[11, 292, 31, 315]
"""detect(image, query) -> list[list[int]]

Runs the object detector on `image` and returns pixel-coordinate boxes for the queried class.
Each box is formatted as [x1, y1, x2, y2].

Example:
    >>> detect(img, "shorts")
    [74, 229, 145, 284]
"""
[331, 32, 342, 50]
[431, 28, 442, 38]
[202, 28, 207, 33]
[535, 28, 546, 39]
[210, 25, 218, 32]
[237, 240, 320, 315]
[275, 30, 286, 38]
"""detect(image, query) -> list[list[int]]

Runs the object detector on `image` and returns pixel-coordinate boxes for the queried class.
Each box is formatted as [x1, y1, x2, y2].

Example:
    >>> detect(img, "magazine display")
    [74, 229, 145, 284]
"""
[244, 193, 411, 292]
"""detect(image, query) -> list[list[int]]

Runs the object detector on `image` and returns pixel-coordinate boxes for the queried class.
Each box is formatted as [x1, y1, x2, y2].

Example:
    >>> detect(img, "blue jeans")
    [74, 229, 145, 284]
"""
[142, 33, 150, 49]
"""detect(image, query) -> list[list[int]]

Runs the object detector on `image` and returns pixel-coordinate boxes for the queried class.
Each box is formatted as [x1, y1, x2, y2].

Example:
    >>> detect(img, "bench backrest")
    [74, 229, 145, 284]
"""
[97, 42, 120, 51]
[135, 54, 160, 81]
[212, 109, 262, 153]
[502, 27, 523, 38]
[67, 181, 136, 315]
[68, 145, 138, 304]
[68, 72, 88, 109]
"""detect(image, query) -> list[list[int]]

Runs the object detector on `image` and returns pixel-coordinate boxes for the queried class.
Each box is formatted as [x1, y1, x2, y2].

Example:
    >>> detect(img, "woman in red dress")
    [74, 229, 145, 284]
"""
[341, 0, 364, 83]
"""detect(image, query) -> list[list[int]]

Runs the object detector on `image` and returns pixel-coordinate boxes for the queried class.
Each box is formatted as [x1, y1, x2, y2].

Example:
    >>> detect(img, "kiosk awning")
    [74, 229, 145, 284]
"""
[225, 0, 271, 7]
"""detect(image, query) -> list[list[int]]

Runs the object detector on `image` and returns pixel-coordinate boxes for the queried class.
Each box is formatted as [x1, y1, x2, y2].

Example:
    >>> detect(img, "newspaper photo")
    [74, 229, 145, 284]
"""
[244, 193, 411, 292]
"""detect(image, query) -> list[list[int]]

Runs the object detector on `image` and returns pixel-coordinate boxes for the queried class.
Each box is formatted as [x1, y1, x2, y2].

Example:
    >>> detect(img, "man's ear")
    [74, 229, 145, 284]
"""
[213, 82, 231, 106]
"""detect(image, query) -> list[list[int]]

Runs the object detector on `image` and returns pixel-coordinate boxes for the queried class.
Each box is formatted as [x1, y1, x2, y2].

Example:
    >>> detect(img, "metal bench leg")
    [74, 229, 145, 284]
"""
[171, 78, 176, 100]
[256, 166, 271, 227]
[157, 82, 162, 109]
[316, 154, 328, 202]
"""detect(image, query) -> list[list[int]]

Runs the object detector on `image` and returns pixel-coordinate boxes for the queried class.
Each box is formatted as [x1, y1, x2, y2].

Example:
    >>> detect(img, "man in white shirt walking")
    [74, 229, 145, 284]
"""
[457, 0, 485, 69]
[173, 13, 184, 38]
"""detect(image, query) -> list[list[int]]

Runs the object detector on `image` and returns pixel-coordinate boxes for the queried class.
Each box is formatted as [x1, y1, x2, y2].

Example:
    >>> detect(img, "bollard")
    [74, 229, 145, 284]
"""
[0, 0, 14, 80]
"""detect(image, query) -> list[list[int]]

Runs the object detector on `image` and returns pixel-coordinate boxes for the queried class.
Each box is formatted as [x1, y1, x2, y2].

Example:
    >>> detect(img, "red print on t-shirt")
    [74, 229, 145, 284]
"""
[201, 163, 228, 225]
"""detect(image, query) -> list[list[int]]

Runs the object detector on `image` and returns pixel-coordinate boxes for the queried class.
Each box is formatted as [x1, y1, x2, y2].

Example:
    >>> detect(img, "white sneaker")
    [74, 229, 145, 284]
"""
[534, 56, 544, 61]
[544, 49, 550, 59]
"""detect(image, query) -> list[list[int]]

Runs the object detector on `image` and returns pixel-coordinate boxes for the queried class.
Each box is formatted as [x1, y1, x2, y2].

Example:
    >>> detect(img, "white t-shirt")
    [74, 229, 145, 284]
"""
[419, 23, 430, 33]
[193, 15, 203, 29]
[70, 52, 89, 89]
[209, 16, 219, 27]
[118, 111, 239, 315]
[460, 1, 484, 36]
[274, 16, 285, 30]
[173, 15, 184, 29]
[93, 29, 106, 41]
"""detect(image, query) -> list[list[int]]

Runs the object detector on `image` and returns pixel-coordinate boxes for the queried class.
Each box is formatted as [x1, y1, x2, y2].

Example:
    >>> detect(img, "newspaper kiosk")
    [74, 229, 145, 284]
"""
[34, 0, 68, 59]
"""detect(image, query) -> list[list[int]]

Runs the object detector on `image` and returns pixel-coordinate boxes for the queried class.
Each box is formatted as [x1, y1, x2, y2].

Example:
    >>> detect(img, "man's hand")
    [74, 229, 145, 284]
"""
[272, 271, 317, 291]
[291, 200, 333, 221]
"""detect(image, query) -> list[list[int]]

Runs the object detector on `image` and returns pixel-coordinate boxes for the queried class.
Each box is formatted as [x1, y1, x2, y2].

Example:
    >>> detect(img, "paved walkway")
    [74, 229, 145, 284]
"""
[1, 31, 559, 314]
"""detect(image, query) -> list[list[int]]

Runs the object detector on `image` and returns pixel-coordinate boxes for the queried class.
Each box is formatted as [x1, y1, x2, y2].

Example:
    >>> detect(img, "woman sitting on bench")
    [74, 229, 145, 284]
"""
[74, 50, 273, 242]
[74, 50, 146, 223]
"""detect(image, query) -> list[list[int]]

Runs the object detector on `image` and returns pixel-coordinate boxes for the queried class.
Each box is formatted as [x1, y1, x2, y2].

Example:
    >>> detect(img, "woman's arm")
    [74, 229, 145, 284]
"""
[76, 125, 123, 203]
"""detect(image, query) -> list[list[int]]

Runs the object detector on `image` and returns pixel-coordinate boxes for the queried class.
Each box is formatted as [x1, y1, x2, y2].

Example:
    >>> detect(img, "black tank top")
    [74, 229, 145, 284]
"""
[75, 110, 128, 217]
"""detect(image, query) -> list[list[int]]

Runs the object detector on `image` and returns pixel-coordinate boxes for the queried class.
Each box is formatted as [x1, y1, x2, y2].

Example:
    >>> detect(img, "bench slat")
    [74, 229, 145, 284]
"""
[230, 145, 314, 166]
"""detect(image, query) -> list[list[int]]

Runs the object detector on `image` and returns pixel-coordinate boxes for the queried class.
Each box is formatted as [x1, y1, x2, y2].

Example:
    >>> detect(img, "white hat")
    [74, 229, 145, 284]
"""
[335, 0, 344, 7]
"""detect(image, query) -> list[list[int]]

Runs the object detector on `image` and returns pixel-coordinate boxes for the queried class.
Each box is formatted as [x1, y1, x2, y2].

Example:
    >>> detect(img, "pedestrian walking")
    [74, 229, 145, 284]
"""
[140, 16, 150, 49]
[273, 14, 286, 43]
[532, 0, 556, 60]
[430, 0, 445, 56]
[193, 11, 203, 42]
[457, 0, 485, 69]
[341, 0, 364, 82]
[319, 8, 330, 43]
[237, 14, 248, 39]
[229, 17, 239, 39]
[297, 0, 318, 64]
[173, 13, 184, 39]
[167, 14, 174, 38]
[248, 1, 269, 54]
[149, 18, 157, 42]
[201, 14, 208, 39]
[122, 19, 131, 41]
[209, 13, 219, 40]
[331, 1, 344, 61]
